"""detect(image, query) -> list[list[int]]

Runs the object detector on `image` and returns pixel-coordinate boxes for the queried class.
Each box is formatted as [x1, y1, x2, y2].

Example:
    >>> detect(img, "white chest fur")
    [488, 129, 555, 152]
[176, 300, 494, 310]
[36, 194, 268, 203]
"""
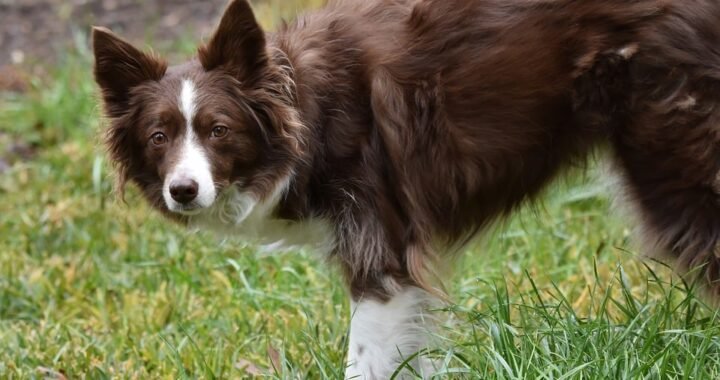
[188, 185, 336, 255]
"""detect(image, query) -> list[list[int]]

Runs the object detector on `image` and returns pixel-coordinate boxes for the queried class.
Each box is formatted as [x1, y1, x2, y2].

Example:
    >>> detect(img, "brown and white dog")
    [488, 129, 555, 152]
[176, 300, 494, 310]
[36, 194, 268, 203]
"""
[92, 0, 720, 377]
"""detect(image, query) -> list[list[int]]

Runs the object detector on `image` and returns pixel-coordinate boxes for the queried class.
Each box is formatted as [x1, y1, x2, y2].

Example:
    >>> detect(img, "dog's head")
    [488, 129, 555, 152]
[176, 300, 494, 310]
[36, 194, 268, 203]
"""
[92, 0, 303, 221]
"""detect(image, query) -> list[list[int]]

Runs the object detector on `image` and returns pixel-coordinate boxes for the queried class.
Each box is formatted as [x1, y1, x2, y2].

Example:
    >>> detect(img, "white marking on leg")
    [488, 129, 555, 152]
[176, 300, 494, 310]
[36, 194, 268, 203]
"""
[676, 95, 697, 110]
[346, 287, 439, 379]
[163, 79, 217, 213]
[616, 43, 639, 59]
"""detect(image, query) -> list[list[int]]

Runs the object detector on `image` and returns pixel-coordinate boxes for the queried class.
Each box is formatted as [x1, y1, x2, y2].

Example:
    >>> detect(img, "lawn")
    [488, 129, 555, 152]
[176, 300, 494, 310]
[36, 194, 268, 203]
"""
[2, 1, 720, 379]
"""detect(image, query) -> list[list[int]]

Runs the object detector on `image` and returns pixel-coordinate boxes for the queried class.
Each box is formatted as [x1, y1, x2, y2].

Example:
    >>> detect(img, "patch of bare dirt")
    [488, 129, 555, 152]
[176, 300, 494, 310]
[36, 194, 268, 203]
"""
[0, 0, 227, 68]
[0, 65, 30, 92]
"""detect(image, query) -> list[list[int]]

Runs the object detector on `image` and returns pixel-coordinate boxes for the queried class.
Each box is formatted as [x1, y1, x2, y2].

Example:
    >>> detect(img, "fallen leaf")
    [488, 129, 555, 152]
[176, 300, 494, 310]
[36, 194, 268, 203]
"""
[36, 366, 68, 380]
[267, 345, 282, 375]
[234, 359, 264, 376]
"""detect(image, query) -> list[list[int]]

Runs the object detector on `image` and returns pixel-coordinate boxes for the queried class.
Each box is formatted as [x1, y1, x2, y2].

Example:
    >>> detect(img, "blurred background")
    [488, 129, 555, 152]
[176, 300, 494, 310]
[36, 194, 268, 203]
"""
[1, 0, 719, 378]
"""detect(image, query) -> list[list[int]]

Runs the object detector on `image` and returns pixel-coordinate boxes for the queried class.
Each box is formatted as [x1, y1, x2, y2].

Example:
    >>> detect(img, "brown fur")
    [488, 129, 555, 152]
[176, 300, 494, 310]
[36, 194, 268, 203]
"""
[93, 0, 720, 301]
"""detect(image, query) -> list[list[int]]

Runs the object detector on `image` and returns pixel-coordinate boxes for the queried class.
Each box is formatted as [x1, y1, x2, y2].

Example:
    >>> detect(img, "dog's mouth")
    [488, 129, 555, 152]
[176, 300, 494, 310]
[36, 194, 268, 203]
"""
[171, 202, 207, 216]
[163, 182, 237, 217]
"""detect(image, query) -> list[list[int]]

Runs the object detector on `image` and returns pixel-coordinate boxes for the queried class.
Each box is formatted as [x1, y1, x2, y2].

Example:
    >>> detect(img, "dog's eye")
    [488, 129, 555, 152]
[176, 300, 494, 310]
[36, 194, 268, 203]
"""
[151, 132, 167, 146]
[211, 125, 229, 139]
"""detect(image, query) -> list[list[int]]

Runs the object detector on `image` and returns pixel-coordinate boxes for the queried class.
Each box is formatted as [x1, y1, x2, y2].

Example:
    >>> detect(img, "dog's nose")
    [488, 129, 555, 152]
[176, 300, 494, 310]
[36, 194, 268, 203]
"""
[169, 179, 199, 204]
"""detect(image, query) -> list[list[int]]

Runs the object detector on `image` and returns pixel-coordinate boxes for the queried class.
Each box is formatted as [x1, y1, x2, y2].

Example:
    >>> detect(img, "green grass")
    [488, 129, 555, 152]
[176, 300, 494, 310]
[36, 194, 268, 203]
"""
[2, 1, 720, 379]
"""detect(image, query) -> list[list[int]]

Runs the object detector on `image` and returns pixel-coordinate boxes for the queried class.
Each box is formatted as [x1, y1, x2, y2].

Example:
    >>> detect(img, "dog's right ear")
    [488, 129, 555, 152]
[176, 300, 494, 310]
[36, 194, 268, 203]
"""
[92, 27, 167, 118]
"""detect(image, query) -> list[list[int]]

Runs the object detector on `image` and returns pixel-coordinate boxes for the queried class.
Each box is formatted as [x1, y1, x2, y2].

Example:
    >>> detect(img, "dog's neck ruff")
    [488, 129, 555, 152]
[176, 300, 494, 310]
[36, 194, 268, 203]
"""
[187, 174, 335, 255]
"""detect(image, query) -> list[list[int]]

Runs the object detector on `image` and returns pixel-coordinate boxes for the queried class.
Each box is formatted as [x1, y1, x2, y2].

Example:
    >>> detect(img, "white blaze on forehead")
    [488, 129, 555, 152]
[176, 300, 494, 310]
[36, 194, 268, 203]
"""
[180, 78, 197, 122]
[162, 79, 217, 214]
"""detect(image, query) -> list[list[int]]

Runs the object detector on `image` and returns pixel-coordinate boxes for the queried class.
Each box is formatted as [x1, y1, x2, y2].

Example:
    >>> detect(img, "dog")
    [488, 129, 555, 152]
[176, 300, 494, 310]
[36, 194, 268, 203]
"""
[92, 0, 720, 377]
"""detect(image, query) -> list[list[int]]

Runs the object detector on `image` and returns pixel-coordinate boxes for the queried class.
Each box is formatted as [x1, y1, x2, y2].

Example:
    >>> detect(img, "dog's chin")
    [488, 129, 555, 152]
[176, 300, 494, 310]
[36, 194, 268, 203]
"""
[166, 201, 213, 216]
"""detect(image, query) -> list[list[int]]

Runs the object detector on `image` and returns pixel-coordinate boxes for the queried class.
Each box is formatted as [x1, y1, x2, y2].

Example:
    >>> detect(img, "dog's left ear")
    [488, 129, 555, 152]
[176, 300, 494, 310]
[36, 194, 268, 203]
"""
[199, 0, 267, 81]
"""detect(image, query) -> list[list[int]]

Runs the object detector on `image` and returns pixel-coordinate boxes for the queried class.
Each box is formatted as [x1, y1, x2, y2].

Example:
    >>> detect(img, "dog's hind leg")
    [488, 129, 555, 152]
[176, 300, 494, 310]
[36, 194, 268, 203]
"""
[612, 64, 720, 298]
[571, 33, 720, 298]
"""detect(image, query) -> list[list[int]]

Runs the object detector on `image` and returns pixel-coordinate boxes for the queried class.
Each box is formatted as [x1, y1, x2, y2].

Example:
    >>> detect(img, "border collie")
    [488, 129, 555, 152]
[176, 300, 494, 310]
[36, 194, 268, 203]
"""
[92, 0, 720, 378]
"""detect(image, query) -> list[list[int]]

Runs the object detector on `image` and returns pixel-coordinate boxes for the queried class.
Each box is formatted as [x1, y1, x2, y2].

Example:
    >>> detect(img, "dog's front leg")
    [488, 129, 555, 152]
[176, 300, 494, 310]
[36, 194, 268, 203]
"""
[345, 286, 438, 379]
